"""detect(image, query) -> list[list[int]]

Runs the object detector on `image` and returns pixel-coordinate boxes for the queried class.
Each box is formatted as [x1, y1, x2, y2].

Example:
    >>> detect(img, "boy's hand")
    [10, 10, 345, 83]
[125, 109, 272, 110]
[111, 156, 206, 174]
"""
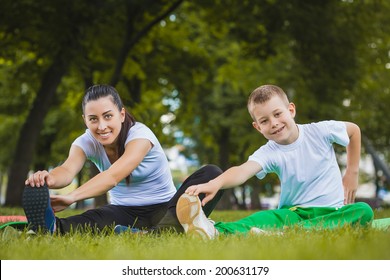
[185, 182, 219, 206]
[342, 170, 358, 204]
[185, 161, 262, 206]
[343, 122, 361, 205]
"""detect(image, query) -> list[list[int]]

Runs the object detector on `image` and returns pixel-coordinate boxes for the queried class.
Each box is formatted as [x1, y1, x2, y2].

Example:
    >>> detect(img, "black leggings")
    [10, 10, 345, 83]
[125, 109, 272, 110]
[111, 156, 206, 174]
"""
[56, 164, 223, 234]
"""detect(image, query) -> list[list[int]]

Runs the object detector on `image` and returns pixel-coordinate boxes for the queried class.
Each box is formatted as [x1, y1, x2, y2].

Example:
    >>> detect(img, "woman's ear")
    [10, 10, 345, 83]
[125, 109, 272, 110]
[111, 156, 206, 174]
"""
[121, 108, 126, 122]
[82, 115, 87, 126]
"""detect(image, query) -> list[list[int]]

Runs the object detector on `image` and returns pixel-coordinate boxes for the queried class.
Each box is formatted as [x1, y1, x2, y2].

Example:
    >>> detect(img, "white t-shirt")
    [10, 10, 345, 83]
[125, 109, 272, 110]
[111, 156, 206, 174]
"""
[72, 122, 176, 206]
[248, 121, 349, 208]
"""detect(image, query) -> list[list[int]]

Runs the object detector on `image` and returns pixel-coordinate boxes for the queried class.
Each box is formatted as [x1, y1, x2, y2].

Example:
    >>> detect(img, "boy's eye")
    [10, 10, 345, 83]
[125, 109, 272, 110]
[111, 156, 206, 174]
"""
[275, 112, 281, 117]
[260, 120, 268, 124]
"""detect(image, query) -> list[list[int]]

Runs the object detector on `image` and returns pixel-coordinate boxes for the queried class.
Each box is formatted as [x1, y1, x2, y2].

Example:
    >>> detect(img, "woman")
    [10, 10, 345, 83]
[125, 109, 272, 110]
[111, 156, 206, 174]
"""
[23, 84, 223, 234]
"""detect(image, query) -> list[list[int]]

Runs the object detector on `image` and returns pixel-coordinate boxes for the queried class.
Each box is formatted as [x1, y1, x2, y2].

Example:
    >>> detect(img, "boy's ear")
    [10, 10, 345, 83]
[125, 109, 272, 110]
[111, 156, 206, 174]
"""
[288, 102, 296, 118]
[252, 121, 261, 132]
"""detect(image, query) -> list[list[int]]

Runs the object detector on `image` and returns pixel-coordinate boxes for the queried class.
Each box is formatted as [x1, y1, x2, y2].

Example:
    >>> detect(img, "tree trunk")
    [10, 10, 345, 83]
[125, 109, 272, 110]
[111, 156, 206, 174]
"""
[215, 127, 235, 210]
[250, 185, 262, 210]
[5, 54, 69, 206]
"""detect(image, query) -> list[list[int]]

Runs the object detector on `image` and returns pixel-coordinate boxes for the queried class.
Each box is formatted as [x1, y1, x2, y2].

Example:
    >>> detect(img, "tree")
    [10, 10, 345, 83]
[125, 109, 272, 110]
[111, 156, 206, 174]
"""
[1, 0, 96, 206]
[1, 0, 184, 206]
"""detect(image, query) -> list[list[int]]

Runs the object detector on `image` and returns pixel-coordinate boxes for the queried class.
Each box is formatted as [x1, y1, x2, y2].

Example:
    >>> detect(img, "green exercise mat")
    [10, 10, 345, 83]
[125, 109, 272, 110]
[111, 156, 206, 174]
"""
[371, 218, 390, 230]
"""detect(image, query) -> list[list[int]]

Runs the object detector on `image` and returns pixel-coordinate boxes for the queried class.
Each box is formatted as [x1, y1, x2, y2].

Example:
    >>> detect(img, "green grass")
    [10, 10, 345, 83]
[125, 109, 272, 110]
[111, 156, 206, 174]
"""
[1, 207, 390, 260]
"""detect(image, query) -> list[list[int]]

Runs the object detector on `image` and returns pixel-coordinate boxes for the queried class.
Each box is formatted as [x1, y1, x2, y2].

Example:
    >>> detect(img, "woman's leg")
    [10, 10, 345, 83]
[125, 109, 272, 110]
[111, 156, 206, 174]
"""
[57, 202, 168, 234]
[22, 184, 169, 234]
[154, 164, 224, 233]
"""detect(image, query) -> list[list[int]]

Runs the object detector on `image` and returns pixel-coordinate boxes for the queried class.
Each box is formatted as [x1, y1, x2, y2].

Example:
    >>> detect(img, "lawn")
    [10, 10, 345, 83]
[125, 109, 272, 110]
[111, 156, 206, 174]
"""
[1, 207, 390, 260]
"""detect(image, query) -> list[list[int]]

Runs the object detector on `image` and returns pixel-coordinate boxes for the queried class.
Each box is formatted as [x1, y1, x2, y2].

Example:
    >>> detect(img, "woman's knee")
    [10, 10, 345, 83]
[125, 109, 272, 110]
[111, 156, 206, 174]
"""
[200, 164, 223, 178]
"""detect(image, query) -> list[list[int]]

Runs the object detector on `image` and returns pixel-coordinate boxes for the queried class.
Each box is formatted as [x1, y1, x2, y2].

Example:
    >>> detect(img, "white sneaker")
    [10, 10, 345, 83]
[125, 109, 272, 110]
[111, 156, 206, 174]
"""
[176, 193, 218, 240]
[249, 227, 268, 235]
[249, 227, 284, 236]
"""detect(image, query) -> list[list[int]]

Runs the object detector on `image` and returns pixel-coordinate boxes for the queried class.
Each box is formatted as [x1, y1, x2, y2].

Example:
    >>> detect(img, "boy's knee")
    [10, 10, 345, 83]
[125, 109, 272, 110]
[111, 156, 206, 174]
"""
[355, 202, 374, 225]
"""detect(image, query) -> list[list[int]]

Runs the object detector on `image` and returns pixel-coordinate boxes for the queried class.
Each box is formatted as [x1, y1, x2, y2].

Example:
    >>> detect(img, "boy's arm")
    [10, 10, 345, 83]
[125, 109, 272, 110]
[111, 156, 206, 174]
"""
[343, 122, 361, 204]
[185, 160, 262, 206]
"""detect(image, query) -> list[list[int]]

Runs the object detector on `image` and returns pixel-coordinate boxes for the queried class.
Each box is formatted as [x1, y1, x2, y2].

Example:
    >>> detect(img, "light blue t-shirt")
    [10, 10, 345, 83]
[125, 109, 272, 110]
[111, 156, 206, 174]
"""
[72, 122, 176, 206]
[248, 121, 350, 208]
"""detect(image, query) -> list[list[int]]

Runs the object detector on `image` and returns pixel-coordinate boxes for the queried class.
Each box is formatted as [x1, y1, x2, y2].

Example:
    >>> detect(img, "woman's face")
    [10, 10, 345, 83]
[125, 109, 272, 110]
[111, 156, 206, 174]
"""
[83, 96, 125, 147]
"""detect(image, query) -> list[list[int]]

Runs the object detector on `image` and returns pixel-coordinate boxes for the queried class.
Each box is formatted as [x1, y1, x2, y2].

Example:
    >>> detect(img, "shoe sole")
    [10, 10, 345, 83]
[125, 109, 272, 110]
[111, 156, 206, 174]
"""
[176, 194, 211, 239]
[22, 185, 50, 232]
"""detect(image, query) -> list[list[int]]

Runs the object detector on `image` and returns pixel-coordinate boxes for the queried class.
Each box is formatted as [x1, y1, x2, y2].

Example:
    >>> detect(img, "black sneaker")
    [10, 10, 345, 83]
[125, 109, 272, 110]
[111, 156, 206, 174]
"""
[22, 184, 56, 234]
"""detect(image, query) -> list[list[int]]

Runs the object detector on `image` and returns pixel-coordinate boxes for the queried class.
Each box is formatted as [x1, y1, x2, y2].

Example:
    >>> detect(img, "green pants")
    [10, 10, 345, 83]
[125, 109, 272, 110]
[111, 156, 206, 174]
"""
[214, 202, 374, 234]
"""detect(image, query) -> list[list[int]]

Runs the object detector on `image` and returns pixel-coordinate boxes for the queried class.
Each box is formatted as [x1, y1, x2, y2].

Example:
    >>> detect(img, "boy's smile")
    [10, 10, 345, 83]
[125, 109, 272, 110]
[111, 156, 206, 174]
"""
[251, 95, 299, 145]
[272, 126, 285, 135]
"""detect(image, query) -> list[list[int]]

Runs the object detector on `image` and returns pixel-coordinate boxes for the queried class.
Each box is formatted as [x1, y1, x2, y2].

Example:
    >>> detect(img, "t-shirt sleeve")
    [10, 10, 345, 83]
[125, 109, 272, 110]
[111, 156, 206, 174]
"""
[248, 145, 271, 179]
[323, 120, 350, 147]
[71, 130, 106, 172]
[72, 130, 97, 159]
[125, 123, 158, 146]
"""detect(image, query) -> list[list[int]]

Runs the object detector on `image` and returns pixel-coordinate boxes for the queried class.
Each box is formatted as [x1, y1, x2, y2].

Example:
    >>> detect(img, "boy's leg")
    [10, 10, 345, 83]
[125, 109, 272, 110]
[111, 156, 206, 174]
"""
[154, 164, 224, 233]
[296, 202, 374, 229]
[176, 197, 302, 237]
[214, 208, 302, 235]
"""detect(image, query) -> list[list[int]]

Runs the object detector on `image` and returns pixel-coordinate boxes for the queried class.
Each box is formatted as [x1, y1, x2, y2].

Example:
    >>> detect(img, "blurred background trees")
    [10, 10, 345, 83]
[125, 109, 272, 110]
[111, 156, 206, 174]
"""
[1, 0, 389, 208]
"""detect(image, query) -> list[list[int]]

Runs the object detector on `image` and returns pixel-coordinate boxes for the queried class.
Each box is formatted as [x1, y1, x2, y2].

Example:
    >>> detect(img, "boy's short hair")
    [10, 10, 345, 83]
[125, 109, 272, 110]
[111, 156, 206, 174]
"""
[247, 85, 290, 120]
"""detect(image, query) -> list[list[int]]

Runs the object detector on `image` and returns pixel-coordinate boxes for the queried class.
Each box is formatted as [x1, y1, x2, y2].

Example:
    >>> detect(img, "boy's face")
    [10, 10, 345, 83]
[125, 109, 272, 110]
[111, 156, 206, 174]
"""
[251, 95, 298, 145]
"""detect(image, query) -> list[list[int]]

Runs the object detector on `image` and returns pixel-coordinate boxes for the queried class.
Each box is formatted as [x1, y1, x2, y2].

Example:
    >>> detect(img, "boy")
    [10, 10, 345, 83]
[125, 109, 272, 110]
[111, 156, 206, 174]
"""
[176, 84, 374, 239]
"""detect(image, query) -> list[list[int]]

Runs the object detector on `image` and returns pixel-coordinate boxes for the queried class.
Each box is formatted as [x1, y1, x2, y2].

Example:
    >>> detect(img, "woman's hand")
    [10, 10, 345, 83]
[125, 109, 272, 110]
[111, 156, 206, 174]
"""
[25, 170, 55, 188]
[50, 194, 75, 212]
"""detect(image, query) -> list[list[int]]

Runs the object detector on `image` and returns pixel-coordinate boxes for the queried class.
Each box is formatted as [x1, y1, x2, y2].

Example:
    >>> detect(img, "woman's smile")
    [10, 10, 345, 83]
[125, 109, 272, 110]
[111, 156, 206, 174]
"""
[98, 131, 112, 138]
